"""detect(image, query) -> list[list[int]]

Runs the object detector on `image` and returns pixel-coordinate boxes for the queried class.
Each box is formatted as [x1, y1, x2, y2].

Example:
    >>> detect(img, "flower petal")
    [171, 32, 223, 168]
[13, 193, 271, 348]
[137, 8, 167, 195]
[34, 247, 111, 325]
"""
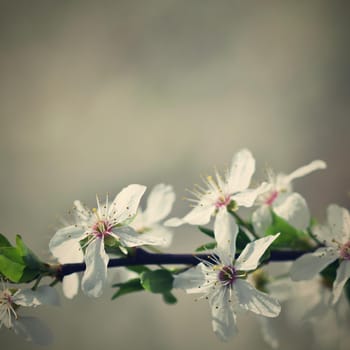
[114, 226, 166, 247]
[327, 204, 350, 244]
[226, 149, 255, 192]
[62, 274, 80, 299]
[234, 279, 281, 317]
[235, 234, 280, 271]
[109, 184, 146, 224]
[81, 238, 109, 297]
[273, 192, 310, 230]
[166, 203, 214, 227]
[258, 316, 279, 349]
[144, 184, 176, 224]
[252, 205, 273, 237]
[290, 247, 338, 281]
[173, 264, 206, 293]
[231, 182, 268, 208]
[214, 209, 238, 262]
[13, 286, 60, 307]
[141, 225, 173, 248]
[73, 200, 91, 221]
[13, 317, 53, 346]
[49, 225, 85, 257]
[332, 260, 350, 304]
[283, 160, 326, 184]
[209, 287, 237, 341]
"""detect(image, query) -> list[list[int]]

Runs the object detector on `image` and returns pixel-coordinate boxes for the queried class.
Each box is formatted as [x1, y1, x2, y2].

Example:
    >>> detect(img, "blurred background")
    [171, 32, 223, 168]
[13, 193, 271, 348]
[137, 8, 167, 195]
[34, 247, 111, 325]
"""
[0, 0, 349, 349]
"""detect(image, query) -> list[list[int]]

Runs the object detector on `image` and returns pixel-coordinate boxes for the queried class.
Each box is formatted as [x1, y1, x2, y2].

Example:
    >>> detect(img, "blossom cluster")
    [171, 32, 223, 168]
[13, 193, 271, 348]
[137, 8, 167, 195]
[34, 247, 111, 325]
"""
[1, 148, 349, 348]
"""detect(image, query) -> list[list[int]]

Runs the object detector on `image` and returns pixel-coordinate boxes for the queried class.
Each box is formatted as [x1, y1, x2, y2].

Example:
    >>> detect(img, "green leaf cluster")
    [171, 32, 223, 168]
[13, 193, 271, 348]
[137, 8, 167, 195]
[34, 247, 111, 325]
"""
[112, 266, 176, 304]
[264, 212, 312, 250]
[0, 234, 46, 283]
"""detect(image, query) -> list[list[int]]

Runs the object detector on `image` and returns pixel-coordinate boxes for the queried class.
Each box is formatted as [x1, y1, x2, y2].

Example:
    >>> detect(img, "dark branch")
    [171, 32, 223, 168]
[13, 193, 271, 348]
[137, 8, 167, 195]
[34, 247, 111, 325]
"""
[57, 248, 308, 279]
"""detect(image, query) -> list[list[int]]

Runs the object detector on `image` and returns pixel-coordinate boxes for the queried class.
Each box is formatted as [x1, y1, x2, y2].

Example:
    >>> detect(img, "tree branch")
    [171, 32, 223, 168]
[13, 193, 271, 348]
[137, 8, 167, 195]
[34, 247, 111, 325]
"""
[57, 248, 308, 279]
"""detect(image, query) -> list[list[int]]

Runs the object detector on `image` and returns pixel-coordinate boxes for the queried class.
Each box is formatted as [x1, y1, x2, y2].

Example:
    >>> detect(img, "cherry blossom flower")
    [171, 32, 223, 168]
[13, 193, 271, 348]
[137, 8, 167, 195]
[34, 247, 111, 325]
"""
[252, 160, 326, 236]
[290, 204, 350, 304]
[130, 184, 175, 248]
[174, 213, 281, 341]
[0, 283, 59, 345]
[49, 184, 166, 298]
[166, 149, 266, 247]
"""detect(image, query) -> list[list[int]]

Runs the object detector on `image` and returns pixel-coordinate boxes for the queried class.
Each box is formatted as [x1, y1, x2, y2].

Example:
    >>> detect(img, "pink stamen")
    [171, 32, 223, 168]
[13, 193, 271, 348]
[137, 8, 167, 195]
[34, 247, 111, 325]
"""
[92, 220, 112, 238]
[340, 242, 350, 260]
[265, 190, 279, 206]
[215, 195, 231, 209]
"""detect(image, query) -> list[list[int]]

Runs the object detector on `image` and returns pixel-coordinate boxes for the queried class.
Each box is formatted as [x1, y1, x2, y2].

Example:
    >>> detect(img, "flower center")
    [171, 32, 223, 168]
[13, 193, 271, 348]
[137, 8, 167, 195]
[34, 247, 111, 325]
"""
[215, 195, 231, 209]
[218, 265, 237, 286]
[264, 190, 279, 206]
[92, 220, 112, 238]
[339, 241, 350, 260]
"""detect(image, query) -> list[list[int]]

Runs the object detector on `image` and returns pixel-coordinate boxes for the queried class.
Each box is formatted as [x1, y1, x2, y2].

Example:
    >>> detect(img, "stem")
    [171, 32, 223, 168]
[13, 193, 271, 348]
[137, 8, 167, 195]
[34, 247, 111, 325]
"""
[57, 248, 310, 279]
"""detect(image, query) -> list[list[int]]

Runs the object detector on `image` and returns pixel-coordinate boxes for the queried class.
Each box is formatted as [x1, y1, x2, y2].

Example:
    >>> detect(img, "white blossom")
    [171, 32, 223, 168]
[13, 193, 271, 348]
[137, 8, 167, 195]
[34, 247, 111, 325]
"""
[252, 160, 326, 236]
[0, 283, 59, 345]
[174, 214, 281, 341]
[49, 184, 166, 298]
[130, 184, 175, 248]
[166, 149, 266, 249]
[290, 204, 350, 304]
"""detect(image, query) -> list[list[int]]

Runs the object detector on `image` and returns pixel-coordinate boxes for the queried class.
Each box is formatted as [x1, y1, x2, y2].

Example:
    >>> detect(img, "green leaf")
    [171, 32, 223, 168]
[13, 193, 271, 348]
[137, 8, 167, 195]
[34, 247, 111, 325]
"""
[15, 235, 41, 270]
[320, 260, 339, 284]
[195, 241, 217, 252]
[265, 212, 311, 249]
[0, 235, 43, 283]
[112, 278, 144, 300]
[162, 291, 177, 304]
[126, 265, 151, 274]
[0, 234, 12, 247]
[140, 269, 174, 294]
[198, 226, 214, 238]
[0, 247, 26, 282]
[236, 228, 251, 251]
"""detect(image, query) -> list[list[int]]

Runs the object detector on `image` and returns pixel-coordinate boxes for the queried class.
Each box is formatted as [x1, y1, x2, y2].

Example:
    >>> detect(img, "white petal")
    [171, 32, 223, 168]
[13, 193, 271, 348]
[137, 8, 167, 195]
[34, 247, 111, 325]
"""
[62, 273, 80, 299]
[13, 317, 53, 346]
[312, 224, 334, 246]
[273, 192, 310, 230]
[258, 316, 279, 349]
[327, 204, 350, 243]
[214, 209, 238, 262]
[209, 287, 237, 341]
[114, 226, 166, 247]
[81, 238, 109, 297]
[144, 184, 176, 224]
[231, 182, 268, 208]
[283, 160, 327, 184]
[140, 225, 173, 248]
[173, 264, 206, 293]
[226, 149, 255, 192]
[266, 278, 294, 302]
[109, 184, 146, 224]
[290, 247, 338, 281]
[49, 225, 85, 257]
[235, 234, 280, 271]
[332, 260, 350, 304]
[252, 205, 273, 237]
[13, 286, 60, 307]
[73, 200, 91, 221]
[168, 204, 214, 226]
[51, 239, 84, 263]
[234, 279, 281, 317]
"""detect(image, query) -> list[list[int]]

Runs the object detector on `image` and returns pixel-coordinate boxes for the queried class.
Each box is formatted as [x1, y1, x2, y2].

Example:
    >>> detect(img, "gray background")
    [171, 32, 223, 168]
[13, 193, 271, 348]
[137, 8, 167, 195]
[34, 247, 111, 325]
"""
[0, 1, 349, 349]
